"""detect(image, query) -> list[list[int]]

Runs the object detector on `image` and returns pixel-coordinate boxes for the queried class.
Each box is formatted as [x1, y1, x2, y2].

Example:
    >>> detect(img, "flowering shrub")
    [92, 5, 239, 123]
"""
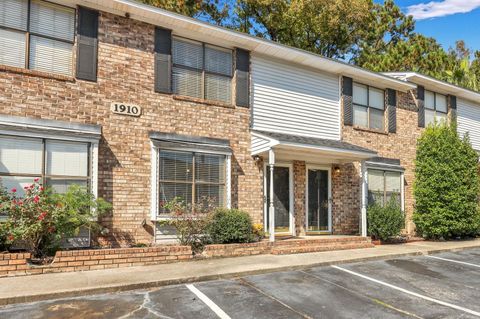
[0, 179, 111, 259]
[159, 197, 213, 253]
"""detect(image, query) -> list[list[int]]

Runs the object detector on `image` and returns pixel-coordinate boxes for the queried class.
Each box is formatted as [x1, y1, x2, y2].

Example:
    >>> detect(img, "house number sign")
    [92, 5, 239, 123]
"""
[111, 102, 142, 117]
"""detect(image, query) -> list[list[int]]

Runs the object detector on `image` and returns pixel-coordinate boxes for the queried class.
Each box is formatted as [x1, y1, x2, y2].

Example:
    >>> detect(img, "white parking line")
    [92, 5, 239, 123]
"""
[426, 255, 480, 268]
[332, 265, 480, 317]
[185, 284, 231, 319]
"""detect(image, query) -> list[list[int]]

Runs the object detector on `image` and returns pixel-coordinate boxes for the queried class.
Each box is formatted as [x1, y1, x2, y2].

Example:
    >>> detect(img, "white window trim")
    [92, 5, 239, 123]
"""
[150, 143, 232, 221]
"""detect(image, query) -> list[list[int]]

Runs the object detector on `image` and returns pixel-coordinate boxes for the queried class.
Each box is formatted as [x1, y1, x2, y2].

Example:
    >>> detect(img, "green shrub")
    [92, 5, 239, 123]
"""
[414, 123, 480, 239]
[368, 196, 405, 241]
[207, 208, 255, 244]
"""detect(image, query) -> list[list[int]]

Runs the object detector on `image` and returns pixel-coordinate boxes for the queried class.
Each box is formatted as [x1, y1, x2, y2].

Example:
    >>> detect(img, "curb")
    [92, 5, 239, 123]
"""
[1, 244, 479, 306]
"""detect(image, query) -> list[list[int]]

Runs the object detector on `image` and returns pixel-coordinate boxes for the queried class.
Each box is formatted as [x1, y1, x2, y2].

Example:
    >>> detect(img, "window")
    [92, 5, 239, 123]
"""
[0, 0, 75, 76]
[368, 169, 402, 207]
[158, 150, 226, 213]
[172, 38, 233, 104]
[425, 90, 448, 126]
[353, 83, 385, 130]
[0, 136, 90, 199]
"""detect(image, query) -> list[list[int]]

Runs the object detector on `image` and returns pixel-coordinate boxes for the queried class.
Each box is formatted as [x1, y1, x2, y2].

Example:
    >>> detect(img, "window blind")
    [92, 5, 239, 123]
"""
[0, 0, 28, 30]
[205, 73, 232, 103]
[205, 46, 232, 76]
[29, 35, 73, 76]
[369, 87, 384, 110]
[46, 140, 88, 177]
[159, 151, 193, 181]
[47, 179, 87, 193]
[0, 136, 42, 175]
[172, 67, 202, 99]
[159, 182, 193, 206]
[195, 154, 225, 183]
[425, 91, 435, 109]
[368, 170, 384, 192]
[436, 93, 447, 113]
[353, 105, 368, 127]
[353, 83, 368, 105]
[30, 0, 75, 42]
[172, 39, 203, 70]
[0, 29, 26, 68]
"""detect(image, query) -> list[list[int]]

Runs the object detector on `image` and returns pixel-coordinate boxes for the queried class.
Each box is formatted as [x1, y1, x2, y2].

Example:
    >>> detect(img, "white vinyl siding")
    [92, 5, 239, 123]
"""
[251, 55, 340, 140]
[251, 135, 271, 155]
[457, 98, 480, 151]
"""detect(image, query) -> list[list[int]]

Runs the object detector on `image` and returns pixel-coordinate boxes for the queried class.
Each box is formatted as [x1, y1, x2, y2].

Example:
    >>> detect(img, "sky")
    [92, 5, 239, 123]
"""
[384, 0, 480, 52]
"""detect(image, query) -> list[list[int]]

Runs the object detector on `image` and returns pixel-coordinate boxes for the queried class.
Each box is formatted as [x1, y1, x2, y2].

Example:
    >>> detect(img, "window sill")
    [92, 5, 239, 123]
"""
[353, 126, 389, 135]
[173, 95, 235, 109]
[0, 64, 75, 82]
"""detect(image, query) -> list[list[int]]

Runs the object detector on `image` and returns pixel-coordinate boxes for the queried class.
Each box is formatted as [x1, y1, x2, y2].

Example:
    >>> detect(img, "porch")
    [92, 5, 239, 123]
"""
[251, 130, 378, 242]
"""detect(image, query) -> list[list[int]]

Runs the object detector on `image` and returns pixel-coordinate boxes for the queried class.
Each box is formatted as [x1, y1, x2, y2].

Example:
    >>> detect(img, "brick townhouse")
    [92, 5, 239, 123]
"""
[1, 0, 480, 247]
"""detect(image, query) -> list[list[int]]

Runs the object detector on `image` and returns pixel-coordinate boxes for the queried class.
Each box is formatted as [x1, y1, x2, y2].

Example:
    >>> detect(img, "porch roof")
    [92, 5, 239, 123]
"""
[252, 130, 377, 163]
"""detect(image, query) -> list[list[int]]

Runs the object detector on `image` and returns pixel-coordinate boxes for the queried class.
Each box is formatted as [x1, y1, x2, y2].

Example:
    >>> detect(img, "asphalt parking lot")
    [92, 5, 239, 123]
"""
[1, 248, 480, 319]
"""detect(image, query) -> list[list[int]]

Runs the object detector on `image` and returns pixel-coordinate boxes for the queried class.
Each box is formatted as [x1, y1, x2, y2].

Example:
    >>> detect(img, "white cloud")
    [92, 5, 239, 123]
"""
[406, 0, 480, 20]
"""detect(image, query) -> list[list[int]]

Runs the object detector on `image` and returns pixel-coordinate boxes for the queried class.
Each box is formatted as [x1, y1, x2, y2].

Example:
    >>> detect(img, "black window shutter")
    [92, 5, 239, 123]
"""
[449, 95, 457, 124]
[417, 85, 425, 128]
[154, 27, 172, 94]
[449, 95, 457, 110]
[235, 48, 250, 107]
[342, 76, 353, 126]
[387, 89, 397, 133]
[76, 7, 99, 82]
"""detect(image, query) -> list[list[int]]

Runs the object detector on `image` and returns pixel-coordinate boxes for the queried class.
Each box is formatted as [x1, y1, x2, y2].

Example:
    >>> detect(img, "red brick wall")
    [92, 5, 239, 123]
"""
[0, 246, 192, 277]
[0, 11, 264, 245]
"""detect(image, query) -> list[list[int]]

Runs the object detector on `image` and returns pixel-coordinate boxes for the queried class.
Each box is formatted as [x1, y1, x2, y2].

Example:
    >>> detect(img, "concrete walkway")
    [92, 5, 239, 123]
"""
[1, 239, 479, 306]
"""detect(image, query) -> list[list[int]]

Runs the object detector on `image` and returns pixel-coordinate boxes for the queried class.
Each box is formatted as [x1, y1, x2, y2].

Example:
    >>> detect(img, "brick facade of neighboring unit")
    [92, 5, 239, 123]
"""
[0, 11, 265, 246]
[340, 89, 430, 235]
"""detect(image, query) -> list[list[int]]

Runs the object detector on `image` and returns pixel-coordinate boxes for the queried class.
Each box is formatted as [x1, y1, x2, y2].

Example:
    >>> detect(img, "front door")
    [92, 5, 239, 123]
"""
[266, 166, 292, 234]
[307, 168, 331, 232]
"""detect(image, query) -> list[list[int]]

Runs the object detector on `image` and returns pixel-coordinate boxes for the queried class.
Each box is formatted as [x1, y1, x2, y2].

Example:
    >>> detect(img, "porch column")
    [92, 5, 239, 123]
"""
[360, 160, 367, 237]
[268, 149, 275, 242]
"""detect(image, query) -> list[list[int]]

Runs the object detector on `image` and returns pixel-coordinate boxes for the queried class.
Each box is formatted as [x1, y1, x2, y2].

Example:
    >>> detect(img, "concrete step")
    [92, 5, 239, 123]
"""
[271, 240, 374, 255]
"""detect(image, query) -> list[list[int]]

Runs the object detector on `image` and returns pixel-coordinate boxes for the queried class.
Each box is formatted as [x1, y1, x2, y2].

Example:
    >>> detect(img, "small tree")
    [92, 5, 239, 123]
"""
[414, 123, 480, 239]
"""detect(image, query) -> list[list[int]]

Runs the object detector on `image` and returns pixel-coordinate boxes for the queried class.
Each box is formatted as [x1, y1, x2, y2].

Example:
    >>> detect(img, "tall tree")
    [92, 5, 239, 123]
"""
[235, 0, 373, 59]
[140, 0, 230, 25]
[356, 34, 453, 80]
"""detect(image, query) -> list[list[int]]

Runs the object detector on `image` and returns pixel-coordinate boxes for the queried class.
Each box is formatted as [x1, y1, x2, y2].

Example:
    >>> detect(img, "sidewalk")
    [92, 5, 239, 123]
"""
[1, 239, 479, 306]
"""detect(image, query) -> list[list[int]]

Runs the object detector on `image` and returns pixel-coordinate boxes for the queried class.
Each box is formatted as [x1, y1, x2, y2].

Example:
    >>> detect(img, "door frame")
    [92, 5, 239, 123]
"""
[263, 162, 295, 236]
[305, 165, 332, 234]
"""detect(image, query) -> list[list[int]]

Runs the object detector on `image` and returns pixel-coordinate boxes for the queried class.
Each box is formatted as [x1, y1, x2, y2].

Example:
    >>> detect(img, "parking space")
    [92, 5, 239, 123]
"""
[1, 248, 480, 319]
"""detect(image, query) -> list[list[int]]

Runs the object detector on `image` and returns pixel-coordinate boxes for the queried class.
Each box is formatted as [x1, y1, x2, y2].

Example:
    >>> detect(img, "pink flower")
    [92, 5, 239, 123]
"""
[11, 188, 16, 193]
[38, 212, 47, 221]
[33, 196, 40, 203]
[34, 178, 40, 182]
[7, 235, 14, 241]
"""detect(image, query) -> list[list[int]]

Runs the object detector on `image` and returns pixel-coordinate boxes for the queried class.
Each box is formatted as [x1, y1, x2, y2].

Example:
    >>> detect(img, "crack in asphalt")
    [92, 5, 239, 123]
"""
[118, 291, 175, 319]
